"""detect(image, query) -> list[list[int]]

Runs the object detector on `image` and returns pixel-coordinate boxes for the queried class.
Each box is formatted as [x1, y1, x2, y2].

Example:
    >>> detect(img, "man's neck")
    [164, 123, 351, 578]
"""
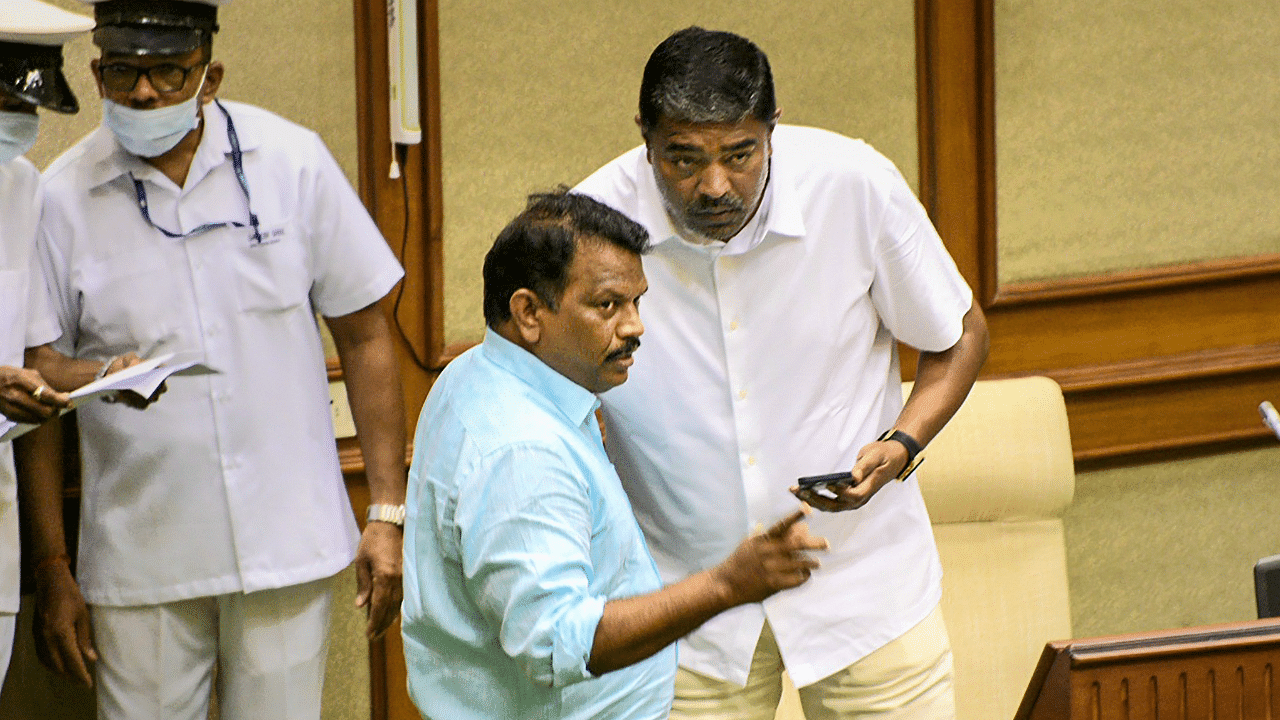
[144, 107, 205, 188]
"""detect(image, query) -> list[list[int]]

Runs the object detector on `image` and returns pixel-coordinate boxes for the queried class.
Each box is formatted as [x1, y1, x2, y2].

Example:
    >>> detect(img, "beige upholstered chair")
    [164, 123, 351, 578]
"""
[775, 376, 1076, 720]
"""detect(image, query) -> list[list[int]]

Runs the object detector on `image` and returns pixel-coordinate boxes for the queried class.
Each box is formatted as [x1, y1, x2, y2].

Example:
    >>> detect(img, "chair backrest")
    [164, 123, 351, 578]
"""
[914, 376, 1075, 720]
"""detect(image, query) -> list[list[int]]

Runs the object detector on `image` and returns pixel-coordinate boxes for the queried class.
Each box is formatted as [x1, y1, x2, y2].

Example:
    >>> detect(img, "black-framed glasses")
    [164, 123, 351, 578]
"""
[99, 61, 206, 94]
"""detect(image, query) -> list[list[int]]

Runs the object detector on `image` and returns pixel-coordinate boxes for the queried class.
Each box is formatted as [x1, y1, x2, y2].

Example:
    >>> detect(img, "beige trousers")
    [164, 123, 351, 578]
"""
[673, 604, 955, 720]
[92, 575, 334, 720]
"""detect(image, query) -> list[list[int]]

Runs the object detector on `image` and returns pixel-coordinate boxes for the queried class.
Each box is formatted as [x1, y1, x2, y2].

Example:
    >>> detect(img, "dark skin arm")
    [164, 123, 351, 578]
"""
[15, 419, 97, 687]
[587, 507, 827, 675]
[324, 302, 408, 639]
[26, 344, 161, 409]
[793, 301, 990, 512]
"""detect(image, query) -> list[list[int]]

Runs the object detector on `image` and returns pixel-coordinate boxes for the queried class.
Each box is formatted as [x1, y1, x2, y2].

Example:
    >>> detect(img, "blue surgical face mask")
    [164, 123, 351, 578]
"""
[0, 110, 39, 164]
[101, 67, 207, 158]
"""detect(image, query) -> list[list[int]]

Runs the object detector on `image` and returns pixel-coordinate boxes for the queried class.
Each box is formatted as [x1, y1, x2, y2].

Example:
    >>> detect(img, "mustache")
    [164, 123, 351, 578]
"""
[689, 195, 743, 215]
[606, 338, 641, 361]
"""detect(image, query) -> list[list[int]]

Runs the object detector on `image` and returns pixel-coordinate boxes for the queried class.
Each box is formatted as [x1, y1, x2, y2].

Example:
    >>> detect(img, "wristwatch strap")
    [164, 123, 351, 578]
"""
[366, 503, 406, 527]
[877, 429, 924, 481]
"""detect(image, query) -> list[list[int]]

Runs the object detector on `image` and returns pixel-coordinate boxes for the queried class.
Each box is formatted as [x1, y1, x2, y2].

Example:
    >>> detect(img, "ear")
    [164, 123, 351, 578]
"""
[767, 108, 781, 156]
[201, 61, 224, 104]
[90, 58, 105, 99]
[636, 114, 656, 163]
[508, 288, 544, 345]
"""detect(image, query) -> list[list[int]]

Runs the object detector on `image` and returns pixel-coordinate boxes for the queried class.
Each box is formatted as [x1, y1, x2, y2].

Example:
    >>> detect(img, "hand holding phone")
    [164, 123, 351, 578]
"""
[795, 471, 854, 499]
[796, 471, 854, 490]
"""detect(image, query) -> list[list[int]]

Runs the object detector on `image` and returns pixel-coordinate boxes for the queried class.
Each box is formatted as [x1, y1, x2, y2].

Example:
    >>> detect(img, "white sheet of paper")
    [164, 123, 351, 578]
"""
[0, 353, 218, 442]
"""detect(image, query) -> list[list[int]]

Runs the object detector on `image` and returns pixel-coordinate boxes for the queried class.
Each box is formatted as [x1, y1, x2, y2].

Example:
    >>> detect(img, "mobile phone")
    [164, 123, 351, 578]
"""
[796, 471, 854, 490]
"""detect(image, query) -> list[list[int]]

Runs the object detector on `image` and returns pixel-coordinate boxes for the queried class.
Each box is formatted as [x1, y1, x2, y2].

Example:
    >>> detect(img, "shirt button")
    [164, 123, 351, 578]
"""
[753, 522, 764, 534]
[738, 389, 747, 400]
[729, 320, 739, 331]
[747, 456, 757, 466]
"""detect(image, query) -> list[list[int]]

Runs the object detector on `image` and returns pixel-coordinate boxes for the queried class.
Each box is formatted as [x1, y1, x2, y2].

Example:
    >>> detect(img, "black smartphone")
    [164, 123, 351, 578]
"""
[796, 471, 853, 490]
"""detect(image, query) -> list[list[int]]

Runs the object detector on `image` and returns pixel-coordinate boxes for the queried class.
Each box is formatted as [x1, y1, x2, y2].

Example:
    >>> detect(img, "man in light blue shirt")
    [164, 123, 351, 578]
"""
[402, 190, 827, 719]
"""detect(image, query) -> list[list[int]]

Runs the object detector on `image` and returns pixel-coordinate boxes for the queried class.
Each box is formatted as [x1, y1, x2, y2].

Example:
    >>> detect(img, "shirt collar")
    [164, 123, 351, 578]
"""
[83, 99, 261, 191]
[635, 131, 808, 254]
[480, 328, 601, 429]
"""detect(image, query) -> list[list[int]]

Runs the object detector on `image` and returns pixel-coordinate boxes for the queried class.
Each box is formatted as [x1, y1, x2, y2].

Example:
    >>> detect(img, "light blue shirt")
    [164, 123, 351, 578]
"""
[402, 329, 676, 719]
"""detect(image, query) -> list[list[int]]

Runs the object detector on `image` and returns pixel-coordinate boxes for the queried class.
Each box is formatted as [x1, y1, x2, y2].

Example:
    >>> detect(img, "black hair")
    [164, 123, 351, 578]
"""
[483, 189, 650, 328]
[638, 26, 776, 133]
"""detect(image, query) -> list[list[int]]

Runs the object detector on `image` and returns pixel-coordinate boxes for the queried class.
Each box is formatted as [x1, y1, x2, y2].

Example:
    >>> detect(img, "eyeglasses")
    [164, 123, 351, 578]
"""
[99, 62, 207, 94]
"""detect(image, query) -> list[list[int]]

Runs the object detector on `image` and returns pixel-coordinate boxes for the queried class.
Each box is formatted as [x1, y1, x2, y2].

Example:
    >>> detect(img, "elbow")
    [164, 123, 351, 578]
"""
[963, 301, 991, 368]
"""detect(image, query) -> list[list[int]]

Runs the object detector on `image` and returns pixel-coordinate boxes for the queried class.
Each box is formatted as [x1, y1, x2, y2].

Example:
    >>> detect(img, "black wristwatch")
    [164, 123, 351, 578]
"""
[877, 429, 924, 481]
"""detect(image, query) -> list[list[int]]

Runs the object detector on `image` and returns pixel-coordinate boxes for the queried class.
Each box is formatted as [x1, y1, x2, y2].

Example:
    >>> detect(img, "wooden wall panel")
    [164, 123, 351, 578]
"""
[917, 0, 1280, 468]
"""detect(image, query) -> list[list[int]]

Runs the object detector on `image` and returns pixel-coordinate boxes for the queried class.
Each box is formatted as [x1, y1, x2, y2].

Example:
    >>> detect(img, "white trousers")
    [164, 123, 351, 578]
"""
[91, 576, 334, 720]
[0, 612, 14, 690]
[673, 604, 955, 720]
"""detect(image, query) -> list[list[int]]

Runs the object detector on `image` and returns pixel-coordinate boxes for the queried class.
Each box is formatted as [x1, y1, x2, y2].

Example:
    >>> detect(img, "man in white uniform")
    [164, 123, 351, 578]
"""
[27, 1, 409, 717]
[0, 0, 94, 689]
[576, 28, 990, 719]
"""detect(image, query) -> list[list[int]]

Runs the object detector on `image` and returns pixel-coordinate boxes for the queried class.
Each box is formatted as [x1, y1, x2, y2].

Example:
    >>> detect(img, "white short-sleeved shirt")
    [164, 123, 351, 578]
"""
[0, 157, 62, 614]
[576, 125, 974, 688]
[37, 101, 404, 606]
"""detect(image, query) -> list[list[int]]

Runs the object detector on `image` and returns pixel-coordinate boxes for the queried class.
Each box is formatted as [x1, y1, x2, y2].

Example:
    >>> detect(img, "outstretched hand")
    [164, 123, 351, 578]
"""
[713, 506, 828, 605]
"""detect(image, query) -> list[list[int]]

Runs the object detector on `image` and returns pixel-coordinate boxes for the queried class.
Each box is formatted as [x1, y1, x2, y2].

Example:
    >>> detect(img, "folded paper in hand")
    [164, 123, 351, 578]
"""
[0, 353, 217, 442]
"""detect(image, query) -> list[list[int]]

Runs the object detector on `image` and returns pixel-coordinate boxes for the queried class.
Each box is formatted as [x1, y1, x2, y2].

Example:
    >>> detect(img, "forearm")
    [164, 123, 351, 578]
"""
[327, 305, 408, 505]
[587, 509, 822, 675]
[14, 419, 70, 563]
[26, 344, 103, 393]
[897, 300, 990, 446]
[588, 569, 732, 675]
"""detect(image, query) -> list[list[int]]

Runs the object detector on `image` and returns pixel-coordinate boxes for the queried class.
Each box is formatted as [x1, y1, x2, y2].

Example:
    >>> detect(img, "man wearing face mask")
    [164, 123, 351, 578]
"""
[0, 0, 94, 689]
[29, 1, 409, 717]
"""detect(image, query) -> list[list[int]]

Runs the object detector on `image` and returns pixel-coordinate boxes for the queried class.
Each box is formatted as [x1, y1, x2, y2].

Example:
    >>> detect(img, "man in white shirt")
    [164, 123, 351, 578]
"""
[576, 27, 990, 719]
[0, 0, 95, 689]
[27, 1, 408, 717]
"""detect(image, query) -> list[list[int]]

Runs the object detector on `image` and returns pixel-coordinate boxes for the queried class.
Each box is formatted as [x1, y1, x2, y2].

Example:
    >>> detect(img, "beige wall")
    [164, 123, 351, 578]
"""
[1065, 446, 1280, 638]
[995, 0, 1280, 283]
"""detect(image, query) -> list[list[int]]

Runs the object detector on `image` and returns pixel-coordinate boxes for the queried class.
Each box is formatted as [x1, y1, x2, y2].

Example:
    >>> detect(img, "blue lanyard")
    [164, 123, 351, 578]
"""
[129, 99, 263, 244]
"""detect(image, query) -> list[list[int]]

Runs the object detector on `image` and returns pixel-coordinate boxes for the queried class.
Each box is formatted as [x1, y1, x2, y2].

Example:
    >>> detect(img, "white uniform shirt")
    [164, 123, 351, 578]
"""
[37, 101, 404, 606]
[0, 157, 61, 614]
[576, 125, 973, 688]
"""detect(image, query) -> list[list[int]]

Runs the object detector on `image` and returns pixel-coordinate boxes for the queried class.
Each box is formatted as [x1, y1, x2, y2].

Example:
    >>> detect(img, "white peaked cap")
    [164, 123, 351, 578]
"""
[0, 0, 95, 46]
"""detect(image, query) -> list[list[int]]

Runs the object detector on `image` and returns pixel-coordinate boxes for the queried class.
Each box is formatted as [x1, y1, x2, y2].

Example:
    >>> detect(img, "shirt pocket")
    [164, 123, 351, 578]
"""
[76, 254, 183, 354]
[234, 233, 311, 313]
[0, 269, 25, 364]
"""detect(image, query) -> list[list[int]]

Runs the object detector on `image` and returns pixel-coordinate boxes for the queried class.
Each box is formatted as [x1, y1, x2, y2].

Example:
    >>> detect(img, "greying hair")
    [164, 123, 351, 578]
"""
[638, 27, 776, 132]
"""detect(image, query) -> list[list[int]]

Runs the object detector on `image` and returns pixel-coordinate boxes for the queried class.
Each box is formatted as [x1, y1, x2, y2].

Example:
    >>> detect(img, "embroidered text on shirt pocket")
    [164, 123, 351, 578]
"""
[234, 232, 310, 313]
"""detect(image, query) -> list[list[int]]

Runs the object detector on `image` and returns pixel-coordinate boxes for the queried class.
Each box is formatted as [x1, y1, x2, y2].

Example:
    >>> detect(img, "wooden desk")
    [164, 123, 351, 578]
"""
[1016, 618, 1280, 720]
